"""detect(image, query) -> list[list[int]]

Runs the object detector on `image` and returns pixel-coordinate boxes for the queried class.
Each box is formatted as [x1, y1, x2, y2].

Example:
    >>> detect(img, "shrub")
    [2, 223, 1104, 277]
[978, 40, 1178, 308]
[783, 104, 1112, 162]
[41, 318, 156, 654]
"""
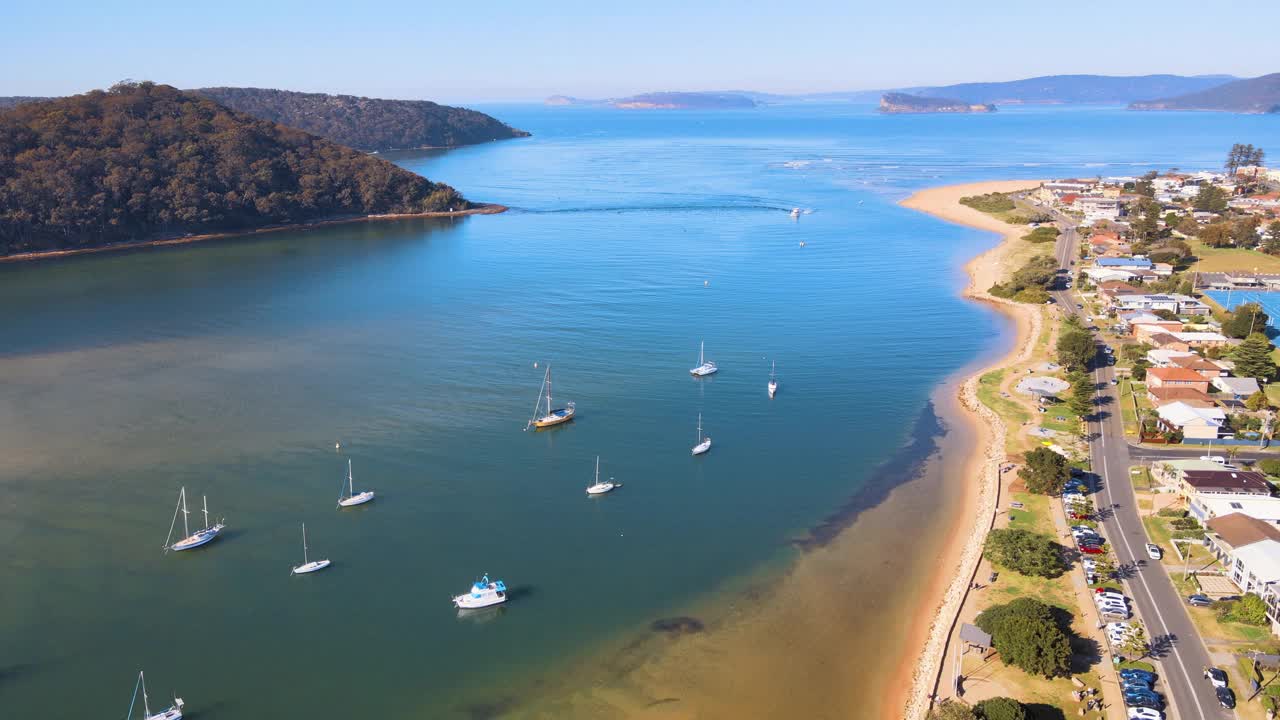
[1217, 594, 1269, 626]
[1156, 507, 1187, 517]
[1258, 459, 1280, 477]
[975, 597, 1072, 678]
[929, 700, 978, 720]
[975, 697, 1027, 720]
[961, 193, 1016, 213]
[1024, 226, 1060, 244]
[985, 529, 1067, 578]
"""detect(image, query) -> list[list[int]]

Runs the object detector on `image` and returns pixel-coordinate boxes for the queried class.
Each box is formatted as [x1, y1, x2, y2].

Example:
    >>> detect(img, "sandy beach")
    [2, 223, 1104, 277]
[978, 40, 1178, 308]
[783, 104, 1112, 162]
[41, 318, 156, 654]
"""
[0, 203, 508, 264]
[897, 180, 1045, 719]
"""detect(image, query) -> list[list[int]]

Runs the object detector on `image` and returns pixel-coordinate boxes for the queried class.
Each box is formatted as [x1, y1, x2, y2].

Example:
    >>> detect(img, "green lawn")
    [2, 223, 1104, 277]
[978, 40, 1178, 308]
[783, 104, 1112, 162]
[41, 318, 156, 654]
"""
[1119, 378, 1140, 436]
[1130, 466, 1154, 491]
[1188, 238, 1280, 273]
[1039, 400, 1081, 435]
[1171, 574, 1275, 645]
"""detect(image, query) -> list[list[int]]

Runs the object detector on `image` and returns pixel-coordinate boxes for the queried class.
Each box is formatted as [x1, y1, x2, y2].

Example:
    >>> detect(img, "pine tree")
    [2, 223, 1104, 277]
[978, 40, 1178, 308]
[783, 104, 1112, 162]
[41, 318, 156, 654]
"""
[1232, 333, 1278, 381]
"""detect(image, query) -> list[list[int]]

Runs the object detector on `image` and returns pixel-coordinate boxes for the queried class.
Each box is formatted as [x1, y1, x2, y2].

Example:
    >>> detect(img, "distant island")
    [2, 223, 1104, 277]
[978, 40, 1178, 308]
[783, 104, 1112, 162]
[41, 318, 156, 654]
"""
[879, 92, 995, 114]
[1129, 73, 1280, 114]
[0, 82, 479, 257]
[900, 73, 1237, 105]
[545, 91, 757, 110]
[191, 87, 530, 152]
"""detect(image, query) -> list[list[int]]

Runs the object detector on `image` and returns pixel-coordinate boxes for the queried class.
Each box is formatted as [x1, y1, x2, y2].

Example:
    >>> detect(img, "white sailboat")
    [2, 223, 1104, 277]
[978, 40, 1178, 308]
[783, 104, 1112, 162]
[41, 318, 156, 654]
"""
[689, 340, 717, 376]
[127, 670, 184, 720]
[291, 522, 331, 574]
[691, 413, 712, 456]
[790, 207, 801, 218]
[526, 364, 575, 429]
[586, 455, 616, 495]
[768, 360, 778, 398]
[164, 487, 224, 553]
[337, 458, 374, 508]
[453, 574, 508, 609]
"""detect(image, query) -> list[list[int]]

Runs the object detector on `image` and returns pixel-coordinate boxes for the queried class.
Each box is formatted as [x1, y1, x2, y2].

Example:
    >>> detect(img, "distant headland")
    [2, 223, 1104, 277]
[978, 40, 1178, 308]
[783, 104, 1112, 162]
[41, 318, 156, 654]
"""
[879, 92, 996, 114]
[545, 91, 757, 110]
[1129, 72, 1280, 114]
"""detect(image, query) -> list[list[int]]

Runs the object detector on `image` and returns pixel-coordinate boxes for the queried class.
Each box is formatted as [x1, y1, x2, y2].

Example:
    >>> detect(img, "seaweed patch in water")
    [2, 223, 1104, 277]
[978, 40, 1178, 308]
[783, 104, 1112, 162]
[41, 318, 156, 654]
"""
[650, 616, 704, 635]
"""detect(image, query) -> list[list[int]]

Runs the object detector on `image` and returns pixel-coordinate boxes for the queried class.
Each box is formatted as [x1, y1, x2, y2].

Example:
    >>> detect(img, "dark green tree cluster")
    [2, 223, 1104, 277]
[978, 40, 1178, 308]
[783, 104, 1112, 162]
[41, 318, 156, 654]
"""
[1024, 226, 1060, 244]
[975, 597, 1072, 678]
[193, 87, 530, 153]
[1263, 221, 1280, 255]
[960, 192, 1016, 213]
[1193, 185, 1229, 213]
[1019, 446, 1070, 496]
[1068, 373, 1095, 418]
[1225, 143, 1266, 175]
[1216, 593, 1268, 626]
[1057, 326, 1095, 371]
[989, 255, 1059, 303]
[0, 82, 470, 254]
[984, 528, 1066, 578]
[1233, 333, 1279, 381]
[974, 697, 1028, 720]
[1223, 303, 1271, 339]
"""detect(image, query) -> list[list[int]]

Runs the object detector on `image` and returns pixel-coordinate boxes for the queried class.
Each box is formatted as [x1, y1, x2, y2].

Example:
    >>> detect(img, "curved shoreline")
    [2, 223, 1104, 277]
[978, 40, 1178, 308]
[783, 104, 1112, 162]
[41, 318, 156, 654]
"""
[0, 203, 508, 264]
[897, 180, 1044, 720]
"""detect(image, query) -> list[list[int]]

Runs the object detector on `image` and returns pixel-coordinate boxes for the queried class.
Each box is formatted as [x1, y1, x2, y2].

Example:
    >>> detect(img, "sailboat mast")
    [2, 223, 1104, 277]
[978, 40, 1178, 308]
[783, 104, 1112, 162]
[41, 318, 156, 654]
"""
[545, 366, 553, 410]
[180, 488, 190, 538]
[595, 455, 600, 483]
[348, 459, 354, 496]
[699, 341, 704, 365]
[697, 413, 703, 442]
[202, 496, 210, 531]
[141, 670, 151, 717]
[302, 523, 309, 564]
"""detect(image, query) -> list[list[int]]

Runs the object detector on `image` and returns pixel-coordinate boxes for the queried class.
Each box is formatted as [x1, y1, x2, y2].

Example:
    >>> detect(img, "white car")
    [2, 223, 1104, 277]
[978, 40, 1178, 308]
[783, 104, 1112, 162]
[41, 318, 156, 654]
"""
[1096, 591, 1127, 603]
[1127, 708, 1163, 720]
[1146, 543, 1163, 560]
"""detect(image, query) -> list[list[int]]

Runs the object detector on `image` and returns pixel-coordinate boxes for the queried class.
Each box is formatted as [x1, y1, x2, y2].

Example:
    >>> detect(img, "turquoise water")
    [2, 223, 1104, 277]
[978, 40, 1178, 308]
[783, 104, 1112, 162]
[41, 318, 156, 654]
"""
[1207, 290, 1280, 334]
[2, 104, 1278, 718]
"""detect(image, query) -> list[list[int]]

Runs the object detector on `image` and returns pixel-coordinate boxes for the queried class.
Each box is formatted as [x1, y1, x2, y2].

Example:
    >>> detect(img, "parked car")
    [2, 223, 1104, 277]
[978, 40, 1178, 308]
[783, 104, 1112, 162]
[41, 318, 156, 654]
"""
[1119, 669, 1157, 684]
[1081, 545, 1104, 555]
[1126, 707, 1163, 719]
[1204, 667, 1228, 688]
[1096, 590, 1127, 603]
[1187, 594, 1213, 607]
[1121, 678, 1152, 692]
[1123, 690, 1163, 708]
[1145, 543, 1162, 560]
[1217, 686, 1236, 709]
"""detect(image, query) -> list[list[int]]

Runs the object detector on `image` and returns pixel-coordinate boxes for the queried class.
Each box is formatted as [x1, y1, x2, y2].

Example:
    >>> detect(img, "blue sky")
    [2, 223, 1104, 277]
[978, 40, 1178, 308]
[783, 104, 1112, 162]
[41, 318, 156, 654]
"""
[4, 0, 1277, 103]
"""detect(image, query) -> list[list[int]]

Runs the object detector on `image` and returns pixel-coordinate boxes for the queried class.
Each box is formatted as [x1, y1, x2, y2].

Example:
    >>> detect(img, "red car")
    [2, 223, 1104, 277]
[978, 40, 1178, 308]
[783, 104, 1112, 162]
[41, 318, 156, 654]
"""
[1080, 545, 1104, 554]
[1070, 512, 1092, 520]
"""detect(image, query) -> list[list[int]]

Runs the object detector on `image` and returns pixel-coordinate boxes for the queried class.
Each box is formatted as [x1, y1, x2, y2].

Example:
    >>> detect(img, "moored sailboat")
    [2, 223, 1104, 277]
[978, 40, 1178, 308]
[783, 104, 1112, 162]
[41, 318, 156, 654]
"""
[337, 458, 374, 508]
[691, 413, 712, 455]
[689, 340, 717, 376]
[291, 522, 331, 574]
[126, 670, 184, 720]
[526, 364, 575, 429]
[768, 360, 778, 398]
[164, 487, 224, 553]
[586, 455, 616, 495]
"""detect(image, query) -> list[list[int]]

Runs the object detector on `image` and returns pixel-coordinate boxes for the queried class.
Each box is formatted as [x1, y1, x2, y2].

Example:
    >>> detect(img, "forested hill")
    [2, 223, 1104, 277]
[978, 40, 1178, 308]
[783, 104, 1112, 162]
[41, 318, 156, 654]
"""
[0, 82, 469, 256]
[1129, 73, 1280, 113]
[193, 87, 530, 152]
[908, 74, 1236, 104]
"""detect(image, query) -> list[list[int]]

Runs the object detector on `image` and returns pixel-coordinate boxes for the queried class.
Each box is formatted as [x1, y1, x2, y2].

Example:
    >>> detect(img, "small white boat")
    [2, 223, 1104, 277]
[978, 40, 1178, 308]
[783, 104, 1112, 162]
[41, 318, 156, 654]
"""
[337, 459, 374, 508]
[127, 670, 184, 720]
[164, 487, 224, 553]
[689, 340, 717, 376]
[691, 413, 712, 456]
[527, 364, 576, 429]
[768, 360, 778, 398]
[453, 574, 508, 609]
[790, 207, 801, 218]
[291, 522, 331, 575]
[586, 455, 616, 495]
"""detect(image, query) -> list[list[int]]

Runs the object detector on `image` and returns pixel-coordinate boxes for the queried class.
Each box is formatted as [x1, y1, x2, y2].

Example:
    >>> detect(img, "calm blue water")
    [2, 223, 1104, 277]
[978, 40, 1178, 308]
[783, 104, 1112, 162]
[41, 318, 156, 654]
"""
[1, 103, 1278, 718]
[1207, 290, 1280, 335]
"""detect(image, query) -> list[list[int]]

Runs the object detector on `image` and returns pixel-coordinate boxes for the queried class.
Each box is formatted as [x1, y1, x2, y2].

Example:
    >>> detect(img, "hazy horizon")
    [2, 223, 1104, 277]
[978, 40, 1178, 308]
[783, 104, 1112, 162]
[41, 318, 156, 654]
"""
[4, 0, 1278, 104]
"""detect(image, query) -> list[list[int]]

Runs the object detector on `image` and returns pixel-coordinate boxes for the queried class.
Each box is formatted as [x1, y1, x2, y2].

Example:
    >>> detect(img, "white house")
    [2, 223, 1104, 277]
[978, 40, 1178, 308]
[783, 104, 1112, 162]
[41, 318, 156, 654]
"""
[1157, 401, 1226, 440]
[1213, 376, 1262, 400]
[1228, 540, 1280, 594]
[1078, 196, 1124, 222]
[1147, 349, 1198, 367]
[1192, 495, 1280, 525]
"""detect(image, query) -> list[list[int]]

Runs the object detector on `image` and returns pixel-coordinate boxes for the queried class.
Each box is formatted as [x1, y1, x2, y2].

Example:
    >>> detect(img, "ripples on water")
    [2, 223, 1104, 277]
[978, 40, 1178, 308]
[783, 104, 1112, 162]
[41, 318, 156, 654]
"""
[2, 104, 1278, 718]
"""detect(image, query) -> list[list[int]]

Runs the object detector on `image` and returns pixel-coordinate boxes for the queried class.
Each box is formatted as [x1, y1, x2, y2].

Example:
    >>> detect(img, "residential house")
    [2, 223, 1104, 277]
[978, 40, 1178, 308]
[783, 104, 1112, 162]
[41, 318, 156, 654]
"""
[1098, 282, 1144, 305]
[1177, 469, 1272, 500]
[1172, 331, 1233, 349]
[1147, 367, 1212, 392]
[1146, 348, 1198, 367]
[1148, 333, 1191, 352]
[1169, 354, 1230, 379]
[1204, 513, 1280, 596]
[1152, 458, 1235, 488]
[1113, 293, 1209, 316]
[1079, 195, 1125, 222]
[1191, 495, 1280, 525]
[1147, 386, 1215, 408]
[1213, 376, 1262, 400]
[1156, 401, 1225, 439]
[1132, 321, 1185, 342]
[1096, 257, 1153, 270]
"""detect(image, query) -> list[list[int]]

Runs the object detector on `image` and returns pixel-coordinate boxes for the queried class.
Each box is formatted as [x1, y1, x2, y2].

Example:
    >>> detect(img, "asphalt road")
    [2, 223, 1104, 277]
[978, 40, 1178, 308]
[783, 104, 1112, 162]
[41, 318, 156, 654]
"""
[1044, 209, 1234, 720]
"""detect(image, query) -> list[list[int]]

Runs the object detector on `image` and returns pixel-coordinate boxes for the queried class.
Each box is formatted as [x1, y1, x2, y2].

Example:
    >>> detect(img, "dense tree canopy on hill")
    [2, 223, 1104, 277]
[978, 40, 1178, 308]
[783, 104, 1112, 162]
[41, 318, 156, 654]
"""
[0, 82, 469, 255]
[193, 87, 530, 152]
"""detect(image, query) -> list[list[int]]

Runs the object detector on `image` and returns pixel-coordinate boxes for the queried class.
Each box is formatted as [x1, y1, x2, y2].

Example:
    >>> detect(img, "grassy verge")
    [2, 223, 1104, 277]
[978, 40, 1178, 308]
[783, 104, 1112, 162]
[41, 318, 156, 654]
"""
[1170, 574, 1274, 645]
[1188, 238, 1280, 274]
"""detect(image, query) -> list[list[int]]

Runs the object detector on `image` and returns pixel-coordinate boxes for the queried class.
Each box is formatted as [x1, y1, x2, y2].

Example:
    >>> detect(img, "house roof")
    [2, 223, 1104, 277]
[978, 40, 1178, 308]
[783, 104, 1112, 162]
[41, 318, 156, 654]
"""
[1097, 257, 1153, 268]
[1170, 355, 1223, 372]
[1157, 401, 1225, 427]
[1207, 513, 1280, 549]
[959, 623, 992, 648]
[1149, 332, 1186, 347]
[1230, 540, 1280, 583]
[1100, 281, 1142, 296]
[1196, 495, 1280, 523]
[1214, 376, 1261, 395]
[1148, 367, 1209, 383]
[1147, 386, 1215, 407]
[1173, 332, 1230, 343]
[1146, 349, 1197, 364]
[1183, 470, 1271, 493]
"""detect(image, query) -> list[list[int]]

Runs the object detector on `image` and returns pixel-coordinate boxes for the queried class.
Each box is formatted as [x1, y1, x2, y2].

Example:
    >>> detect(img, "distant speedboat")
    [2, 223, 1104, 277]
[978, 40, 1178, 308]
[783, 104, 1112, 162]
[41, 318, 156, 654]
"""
[164, 487, 224, 553]
[291, 523, 331, 575]
[768, 360, 778, 398]
[337, 458, 375, 508]
[453, 574, 508, 609]
[690, 340, 717, 376]
[127, 670, 184, 720]
[692, 413, 712, 456]
[527, 364, 575, 429]
[586, 455, 616, 495]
